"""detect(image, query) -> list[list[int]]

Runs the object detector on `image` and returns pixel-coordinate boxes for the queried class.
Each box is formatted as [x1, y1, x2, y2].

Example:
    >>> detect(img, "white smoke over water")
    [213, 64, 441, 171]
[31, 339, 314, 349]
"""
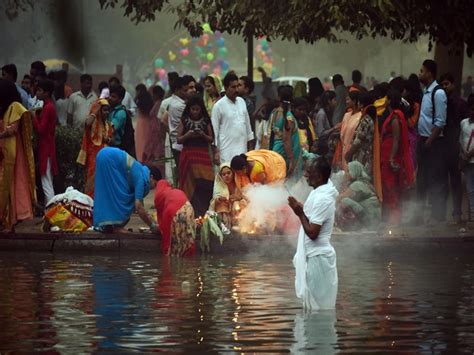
[237, 178, 312, 236]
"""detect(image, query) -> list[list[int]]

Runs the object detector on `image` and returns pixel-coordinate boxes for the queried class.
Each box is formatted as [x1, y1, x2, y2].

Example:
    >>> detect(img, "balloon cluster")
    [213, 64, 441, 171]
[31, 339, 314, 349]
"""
[255, 37, 277, 78]
[152, 23, 231, 89]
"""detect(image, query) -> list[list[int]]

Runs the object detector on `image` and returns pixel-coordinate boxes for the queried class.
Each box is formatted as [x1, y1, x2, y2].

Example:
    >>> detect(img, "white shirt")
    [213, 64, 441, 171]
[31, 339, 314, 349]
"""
[67, 90, 97, 128]
[55, 98, 69, 126]
[255, 119, 270, 150]
[167, 94, 186, 151]
[418, 80, 447, 137]
[121, 91, 137, 116]
[460, 118, 474, 163]
[28, 96, 43, 111]
[211, 96, 255, 163]
[301, 180, 338, 256]
[157, 96, 173, 119]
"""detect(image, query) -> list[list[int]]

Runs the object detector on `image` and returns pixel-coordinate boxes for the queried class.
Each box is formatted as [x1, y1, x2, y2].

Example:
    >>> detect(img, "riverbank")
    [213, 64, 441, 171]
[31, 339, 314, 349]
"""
[1, 213, 474, 254]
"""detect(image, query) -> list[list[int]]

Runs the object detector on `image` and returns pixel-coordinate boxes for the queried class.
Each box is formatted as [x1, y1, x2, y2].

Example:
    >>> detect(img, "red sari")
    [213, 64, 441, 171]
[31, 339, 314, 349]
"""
[154, 180, 196, 256]
[380, 109, 415, 224]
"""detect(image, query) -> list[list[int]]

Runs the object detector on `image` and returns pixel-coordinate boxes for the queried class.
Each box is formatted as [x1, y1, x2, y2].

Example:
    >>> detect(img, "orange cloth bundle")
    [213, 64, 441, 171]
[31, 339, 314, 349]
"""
[44, 202, 91, 232]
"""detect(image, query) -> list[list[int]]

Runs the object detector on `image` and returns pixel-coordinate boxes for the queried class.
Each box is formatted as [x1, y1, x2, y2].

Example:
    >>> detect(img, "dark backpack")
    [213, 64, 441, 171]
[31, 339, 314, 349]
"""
[431, 84, 443, 125]
[114, 105, 136, 158]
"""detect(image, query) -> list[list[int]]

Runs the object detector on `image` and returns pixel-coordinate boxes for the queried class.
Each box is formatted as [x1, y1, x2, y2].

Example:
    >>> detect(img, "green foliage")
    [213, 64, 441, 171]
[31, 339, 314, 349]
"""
[98, 0, 474, 56]
[55, 126, 84, 193]
[200, 213, 225, 253]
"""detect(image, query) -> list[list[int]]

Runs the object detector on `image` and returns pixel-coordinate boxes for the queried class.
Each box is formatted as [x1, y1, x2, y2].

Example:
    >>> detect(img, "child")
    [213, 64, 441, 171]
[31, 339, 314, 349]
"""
[176, 95, 215, 217]
[33, 79, 58, 206]
[292, 97, 317, 152]
[460, 94, 474, 221]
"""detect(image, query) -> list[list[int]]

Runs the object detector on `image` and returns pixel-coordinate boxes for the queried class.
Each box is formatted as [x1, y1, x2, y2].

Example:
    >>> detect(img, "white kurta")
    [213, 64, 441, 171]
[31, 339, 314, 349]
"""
[211, 96, 254, 163]
[293, 180, 339, 312]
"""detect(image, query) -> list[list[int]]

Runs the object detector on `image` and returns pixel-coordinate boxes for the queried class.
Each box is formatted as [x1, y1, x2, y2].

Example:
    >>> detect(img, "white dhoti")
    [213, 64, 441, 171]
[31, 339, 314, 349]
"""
[293, 229, 338, 312]
[41, 158, 55, 206]
[293, 180, 339, 312]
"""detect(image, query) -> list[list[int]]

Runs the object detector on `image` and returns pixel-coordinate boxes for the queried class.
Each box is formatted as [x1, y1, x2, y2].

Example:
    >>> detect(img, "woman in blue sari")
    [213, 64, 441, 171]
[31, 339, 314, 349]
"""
[93, 147, 161, 233]
[268, 85, 302, 179]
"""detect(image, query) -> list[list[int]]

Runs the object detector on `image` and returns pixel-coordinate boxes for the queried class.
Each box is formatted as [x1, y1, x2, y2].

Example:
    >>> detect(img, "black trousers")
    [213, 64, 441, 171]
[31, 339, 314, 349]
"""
[416, 137, 449, 221]
[446, 146, 463, 218]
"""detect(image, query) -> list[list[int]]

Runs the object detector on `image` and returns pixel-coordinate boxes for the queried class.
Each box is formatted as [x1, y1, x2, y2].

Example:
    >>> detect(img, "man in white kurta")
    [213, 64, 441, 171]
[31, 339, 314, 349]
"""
[289, 156, 338, 312]
[211, 73, 254, 164]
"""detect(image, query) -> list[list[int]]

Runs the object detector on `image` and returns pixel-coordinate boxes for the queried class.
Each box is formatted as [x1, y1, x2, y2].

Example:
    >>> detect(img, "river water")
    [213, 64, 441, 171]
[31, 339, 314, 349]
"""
[0, 242, 473, 353]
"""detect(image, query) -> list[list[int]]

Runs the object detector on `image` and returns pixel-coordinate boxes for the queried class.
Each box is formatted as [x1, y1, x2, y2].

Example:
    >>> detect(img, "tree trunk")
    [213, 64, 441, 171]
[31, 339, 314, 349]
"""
[247, 34, 254, 81]
[434, 41, 464, 95]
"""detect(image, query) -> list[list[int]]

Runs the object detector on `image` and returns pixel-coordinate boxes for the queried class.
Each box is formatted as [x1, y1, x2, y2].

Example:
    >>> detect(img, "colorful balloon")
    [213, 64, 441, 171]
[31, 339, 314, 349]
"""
[206, 52, 214, 61]
[179, 37, 190, 46]
[168, 51, 177, 61]
[202, 23, 212, 34]
[216, 37, 225, 47]
[180, 48, 190, 57]
[154, 58, 164, 68]
[217, 47, 228, 58]
[213, 66, 221, 76]
[159, 68, 166, 79]
[182, 59, 191, 66]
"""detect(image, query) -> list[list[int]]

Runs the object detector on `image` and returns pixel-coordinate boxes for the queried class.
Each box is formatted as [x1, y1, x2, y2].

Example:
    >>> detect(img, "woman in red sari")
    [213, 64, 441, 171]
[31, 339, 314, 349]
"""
[76, 98, 113, 198]
[154, 180, 196, 256]
[380, 90, 415, 224]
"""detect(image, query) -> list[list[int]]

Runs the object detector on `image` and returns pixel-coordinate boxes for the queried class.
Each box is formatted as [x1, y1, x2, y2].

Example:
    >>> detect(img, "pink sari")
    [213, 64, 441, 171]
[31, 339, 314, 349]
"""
[135, 109, 152, 163]
[143, 101, 166, 175]
[340, 111, 362, 171]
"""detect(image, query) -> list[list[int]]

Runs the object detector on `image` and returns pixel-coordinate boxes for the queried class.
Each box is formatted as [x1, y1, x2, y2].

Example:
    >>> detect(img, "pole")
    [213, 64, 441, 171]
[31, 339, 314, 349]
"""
[247, 33, 254, 81]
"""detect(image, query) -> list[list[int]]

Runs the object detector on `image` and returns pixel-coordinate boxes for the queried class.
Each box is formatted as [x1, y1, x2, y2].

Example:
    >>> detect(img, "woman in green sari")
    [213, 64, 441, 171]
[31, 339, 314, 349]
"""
[268, 85, 302, 179]
[336, 161, 381, 230]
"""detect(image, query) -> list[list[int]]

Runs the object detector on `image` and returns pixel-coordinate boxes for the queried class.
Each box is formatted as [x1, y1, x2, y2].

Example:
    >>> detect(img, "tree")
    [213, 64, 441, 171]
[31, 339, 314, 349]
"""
[97, 0, 473, 86]
[7, 1, 473, 84]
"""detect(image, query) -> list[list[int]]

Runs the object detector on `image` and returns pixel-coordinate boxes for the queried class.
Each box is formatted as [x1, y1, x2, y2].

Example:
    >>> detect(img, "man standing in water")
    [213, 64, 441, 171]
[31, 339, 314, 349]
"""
[288, 156, 338, 312]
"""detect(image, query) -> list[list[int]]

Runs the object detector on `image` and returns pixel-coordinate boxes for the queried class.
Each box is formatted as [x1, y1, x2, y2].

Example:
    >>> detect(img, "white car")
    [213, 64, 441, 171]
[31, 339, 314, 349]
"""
[273, 76, 309, 86]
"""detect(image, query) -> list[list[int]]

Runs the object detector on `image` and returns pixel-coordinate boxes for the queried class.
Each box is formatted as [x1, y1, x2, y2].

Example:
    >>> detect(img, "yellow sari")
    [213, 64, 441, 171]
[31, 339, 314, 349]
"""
[246, 149, 287, 185]
[0, 102, 36, 229]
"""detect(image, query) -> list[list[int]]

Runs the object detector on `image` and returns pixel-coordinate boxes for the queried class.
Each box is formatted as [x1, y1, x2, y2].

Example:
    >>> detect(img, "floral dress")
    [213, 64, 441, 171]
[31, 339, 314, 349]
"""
[170, 201, 196, 256]
[351, 114, 374, 176]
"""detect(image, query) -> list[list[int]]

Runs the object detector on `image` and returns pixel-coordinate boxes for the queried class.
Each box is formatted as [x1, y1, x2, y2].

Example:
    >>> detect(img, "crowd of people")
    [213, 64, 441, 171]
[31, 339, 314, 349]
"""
[1, 58, 474, 255]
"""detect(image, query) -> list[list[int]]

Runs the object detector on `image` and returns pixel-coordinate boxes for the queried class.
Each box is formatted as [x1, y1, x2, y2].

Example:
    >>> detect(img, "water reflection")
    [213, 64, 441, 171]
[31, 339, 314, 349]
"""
[291, 311, 337, 354]
[0, 250, 473, 353]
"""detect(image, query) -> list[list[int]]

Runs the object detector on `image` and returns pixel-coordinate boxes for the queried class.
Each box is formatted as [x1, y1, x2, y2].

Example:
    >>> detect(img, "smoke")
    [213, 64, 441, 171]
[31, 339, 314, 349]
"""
[237, 179, 312, 236]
